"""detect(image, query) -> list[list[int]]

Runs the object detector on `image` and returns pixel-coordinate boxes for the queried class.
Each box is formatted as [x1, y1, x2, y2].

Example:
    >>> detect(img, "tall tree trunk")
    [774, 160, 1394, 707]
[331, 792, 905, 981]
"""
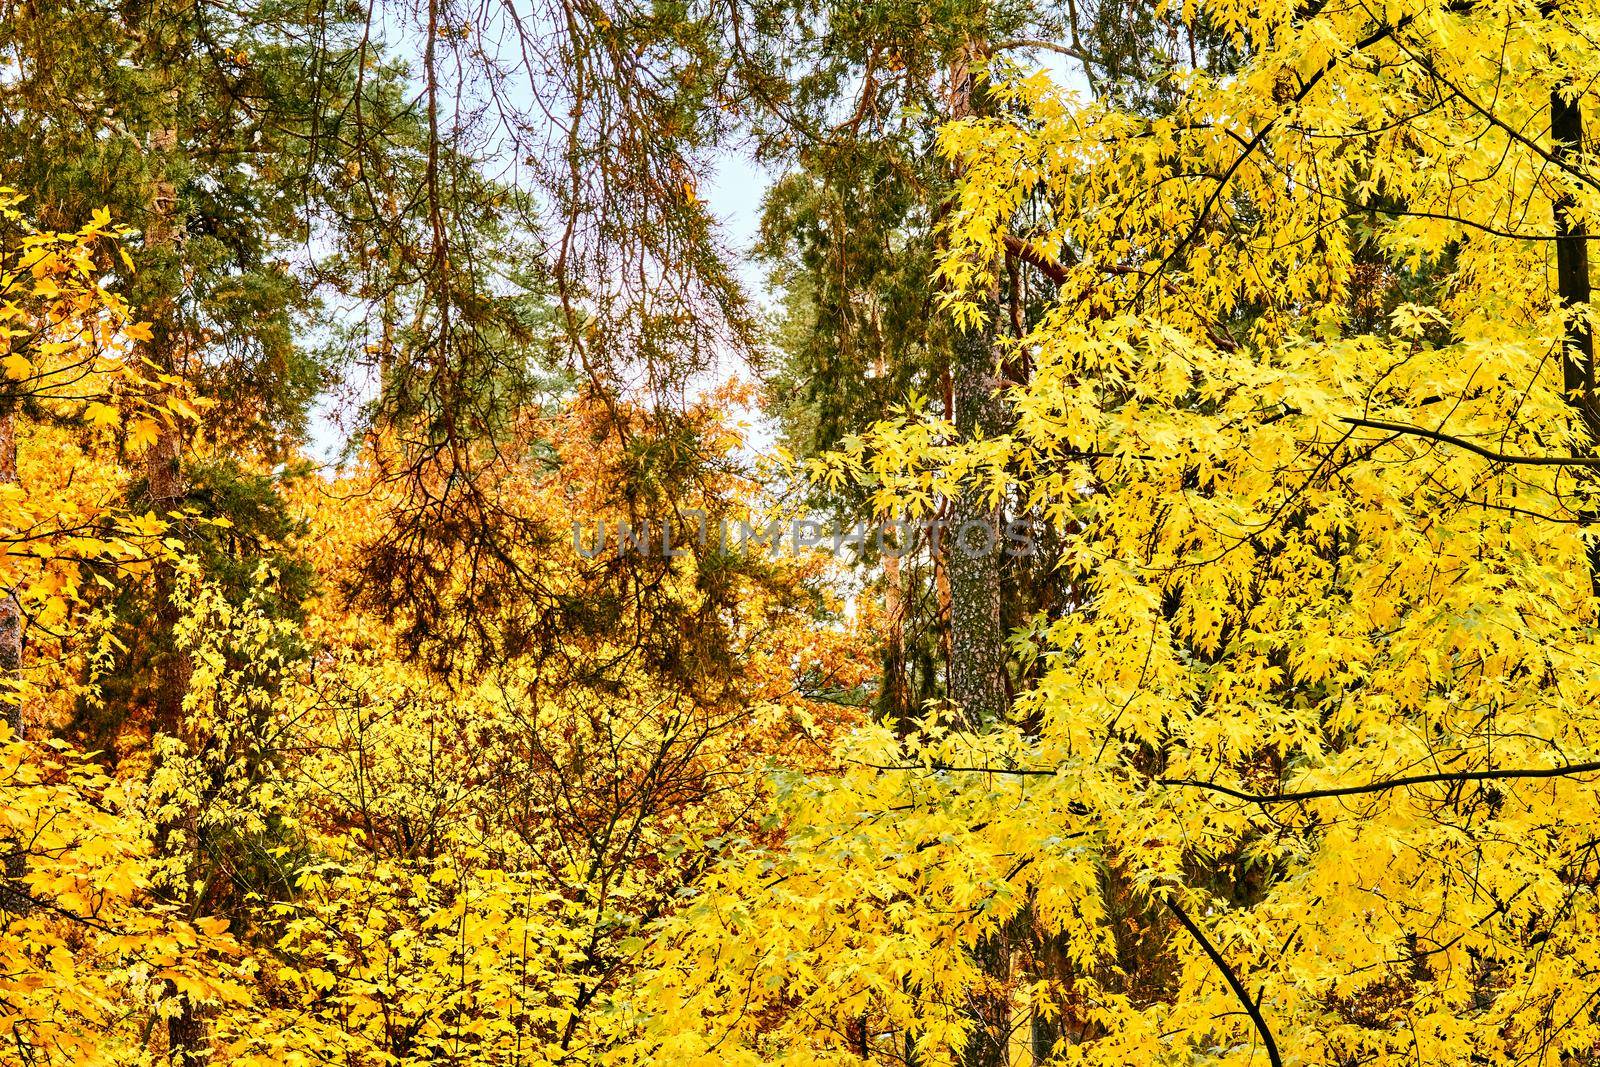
[877, 345, 912, 722]
[962, 925, 1013, 1067]
[947, 36, 1014, 1067]
[1552, 87, 1599, 594]
[0, 405, 21, 742]
[945, 42, 1009, 734]
[143, 114, 207, 1066]
[150, 425, 206, 1065]
[0, 401, 29, 914]
[946, 316, 1009, 730]
[1028, 915, 1071, 1063]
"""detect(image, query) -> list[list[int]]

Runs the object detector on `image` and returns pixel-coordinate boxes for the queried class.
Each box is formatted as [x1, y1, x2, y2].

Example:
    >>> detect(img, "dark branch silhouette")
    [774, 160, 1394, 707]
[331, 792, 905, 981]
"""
[1340, 417, 1600, 467]
[1165, 895, 1283, 1067]
[863, 759, 1600, 804]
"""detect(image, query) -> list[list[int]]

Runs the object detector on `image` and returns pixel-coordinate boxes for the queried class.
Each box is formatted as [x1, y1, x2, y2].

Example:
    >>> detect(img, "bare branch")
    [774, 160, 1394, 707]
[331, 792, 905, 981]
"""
[1159, 760, 1600, 804]
[1002, 234, 1071, 284]
[991, 38, 1095, 65]
[862, 759, 1600, 804]
[1340, 417, 1600, 467]
[1165, 896, 1283, 1067]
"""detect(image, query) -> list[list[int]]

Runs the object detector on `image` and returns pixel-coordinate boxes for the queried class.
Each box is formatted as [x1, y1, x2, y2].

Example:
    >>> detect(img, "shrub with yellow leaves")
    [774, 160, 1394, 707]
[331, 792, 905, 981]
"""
[0, 728, 250, 1066]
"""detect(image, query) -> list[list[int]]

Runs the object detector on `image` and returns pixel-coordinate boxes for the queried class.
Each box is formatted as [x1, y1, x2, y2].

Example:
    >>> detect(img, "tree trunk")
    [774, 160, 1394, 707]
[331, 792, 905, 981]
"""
[0, 403, 29, 914]
[946, 316, 1009, 730]
[946, 37, 1014, 1067]
[1552, 87, 1599, 594]
[0, 406, 21, 742]
[879, 548, 911, 719]
[877, 343, 912, 723]
[962, 925, 1013, 1067]
[143, 114, 207, 1066]
[944, 43, 1010, 734]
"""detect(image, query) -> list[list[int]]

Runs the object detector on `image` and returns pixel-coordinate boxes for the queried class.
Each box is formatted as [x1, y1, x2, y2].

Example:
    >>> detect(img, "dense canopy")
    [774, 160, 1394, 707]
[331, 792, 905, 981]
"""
[2, 0, 1599, 1064]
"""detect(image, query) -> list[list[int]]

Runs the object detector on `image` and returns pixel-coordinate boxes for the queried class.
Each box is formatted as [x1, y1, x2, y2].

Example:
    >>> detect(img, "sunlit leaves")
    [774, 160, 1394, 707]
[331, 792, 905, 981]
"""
[0, 729, 250, 1065]
[629, 2, 1600, 1064]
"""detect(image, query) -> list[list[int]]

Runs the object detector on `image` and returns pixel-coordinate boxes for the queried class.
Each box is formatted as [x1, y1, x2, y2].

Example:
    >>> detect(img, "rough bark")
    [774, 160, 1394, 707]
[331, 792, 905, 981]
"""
[946, 37, 1014, 1067]
[944, 44, 1010, 734]
[946, 315, 1009, 730]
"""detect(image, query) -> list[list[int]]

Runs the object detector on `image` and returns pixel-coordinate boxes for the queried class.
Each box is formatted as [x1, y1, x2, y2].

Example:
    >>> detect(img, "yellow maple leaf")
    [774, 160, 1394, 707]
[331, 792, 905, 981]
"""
[127, 417, 161, 453]
[84, 402, 120, 428]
